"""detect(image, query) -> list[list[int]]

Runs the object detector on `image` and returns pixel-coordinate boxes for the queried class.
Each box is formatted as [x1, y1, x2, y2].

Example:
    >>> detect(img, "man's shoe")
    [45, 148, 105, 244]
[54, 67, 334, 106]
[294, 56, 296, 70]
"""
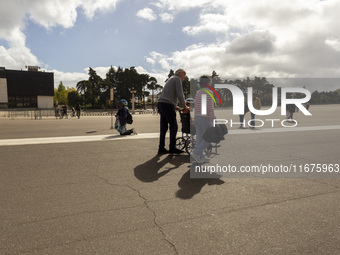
[158, 148, 169, 154]
[190, 152, 202, 163]
[169, 148, 184, 154]
[200, 156, 210, 163]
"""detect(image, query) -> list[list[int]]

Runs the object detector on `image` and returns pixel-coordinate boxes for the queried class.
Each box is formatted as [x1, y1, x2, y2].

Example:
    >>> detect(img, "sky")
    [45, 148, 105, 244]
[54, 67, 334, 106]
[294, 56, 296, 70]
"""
[1, 0, 340, 91]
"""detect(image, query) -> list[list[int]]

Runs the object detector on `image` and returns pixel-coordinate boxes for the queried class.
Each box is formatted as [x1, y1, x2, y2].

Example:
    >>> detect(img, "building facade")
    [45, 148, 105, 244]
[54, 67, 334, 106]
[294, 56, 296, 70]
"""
[0, 67, 54, 108]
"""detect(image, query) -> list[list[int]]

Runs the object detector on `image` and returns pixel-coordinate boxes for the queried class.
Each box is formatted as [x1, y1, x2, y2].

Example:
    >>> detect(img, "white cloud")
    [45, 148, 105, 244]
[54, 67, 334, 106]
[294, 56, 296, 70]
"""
[136, 8, 157, 21]
[0, 0, 121, 62]
[80, 0, 121, 20]
[51, 69, 88, 88]
[152, 0, 212, 12]
[146, 0, 340, 79]
[325, 38, 340, 52]
[183, 13, 229, 36]
[228, 31, 275, 55]
[159, 13, 174, 23]
[2, 0, 340, 90]
[0, 0, 121, 87]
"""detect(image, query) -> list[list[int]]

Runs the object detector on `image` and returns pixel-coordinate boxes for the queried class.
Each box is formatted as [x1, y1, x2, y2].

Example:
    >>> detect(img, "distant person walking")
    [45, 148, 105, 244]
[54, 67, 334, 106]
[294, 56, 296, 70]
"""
[157, 68, 189, 154]
[286, 104, 295, 122]
[62, 105, 68, 119]
[115, 99, 137, 136]
[55, 107, 60, 119]
[239, 99, 249, 129]
[71, 107, 76, 117]
[249, 93, 261, 129]
[75, 103, 81, 119]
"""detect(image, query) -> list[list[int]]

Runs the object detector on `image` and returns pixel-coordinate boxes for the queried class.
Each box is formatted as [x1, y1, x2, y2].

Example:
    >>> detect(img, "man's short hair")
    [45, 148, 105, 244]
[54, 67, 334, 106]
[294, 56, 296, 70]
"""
[199, 75, 211, 87]
[175, 68, 186, 75]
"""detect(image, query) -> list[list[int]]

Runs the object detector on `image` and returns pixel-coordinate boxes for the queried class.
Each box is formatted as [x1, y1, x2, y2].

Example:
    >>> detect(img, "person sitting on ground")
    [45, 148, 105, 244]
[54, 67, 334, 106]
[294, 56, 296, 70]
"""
[115, 99, 137, 136]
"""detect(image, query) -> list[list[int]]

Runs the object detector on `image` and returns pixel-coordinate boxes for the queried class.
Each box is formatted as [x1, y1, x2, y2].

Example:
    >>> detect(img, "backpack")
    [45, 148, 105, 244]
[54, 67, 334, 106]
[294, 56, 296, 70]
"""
[202, 124, 228, 143]
[126, 110, 133, 124]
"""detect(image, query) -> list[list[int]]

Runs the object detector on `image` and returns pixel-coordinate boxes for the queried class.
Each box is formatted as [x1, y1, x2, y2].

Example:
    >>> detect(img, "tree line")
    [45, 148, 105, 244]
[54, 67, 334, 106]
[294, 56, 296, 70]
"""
[55, 66, 164, 109]
[190, 72, 340, 107]
[54, 69, 340, 109]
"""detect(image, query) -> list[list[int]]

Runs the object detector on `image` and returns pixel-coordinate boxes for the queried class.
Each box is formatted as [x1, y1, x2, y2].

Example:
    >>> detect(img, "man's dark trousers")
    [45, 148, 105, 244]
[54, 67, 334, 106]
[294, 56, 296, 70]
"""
[157, 102, 178, 150]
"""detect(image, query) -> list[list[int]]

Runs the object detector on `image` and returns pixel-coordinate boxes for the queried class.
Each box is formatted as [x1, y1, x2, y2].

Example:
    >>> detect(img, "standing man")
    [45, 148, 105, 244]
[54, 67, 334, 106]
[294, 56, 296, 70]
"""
[249, 93, 261, 129]
[157, 68, 189, 154]
[238, 98, 249, 129]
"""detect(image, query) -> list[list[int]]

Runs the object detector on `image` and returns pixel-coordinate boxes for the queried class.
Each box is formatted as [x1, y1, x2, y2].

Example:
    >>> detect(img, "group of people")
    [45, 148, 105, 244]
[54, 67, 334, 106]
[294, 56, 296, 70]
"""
[55, 105, 69, 119]
[119, 68, 306, 164]
[155, 69, 215, 163]
[154, 68, 262, 164]
[55, 104, 81, 119]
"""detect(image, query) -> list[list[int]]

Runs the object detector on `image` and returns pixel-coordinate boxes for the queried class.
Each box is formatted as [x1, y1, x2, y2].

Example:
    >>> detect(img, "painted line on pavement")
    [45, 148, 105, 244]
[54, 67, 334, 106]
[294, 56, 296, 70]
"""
[0, 133, 161, 146]
[0, 125, 339, 146]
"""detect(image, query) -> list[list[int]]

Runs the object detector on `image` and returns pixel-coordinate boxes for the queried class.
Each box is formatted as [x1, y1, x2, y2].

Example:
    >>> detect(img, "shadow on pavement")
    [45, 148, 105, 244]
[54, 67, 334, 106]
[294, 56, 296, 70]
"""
[134, 154, 189, 182]
[175, 167, 225, 200]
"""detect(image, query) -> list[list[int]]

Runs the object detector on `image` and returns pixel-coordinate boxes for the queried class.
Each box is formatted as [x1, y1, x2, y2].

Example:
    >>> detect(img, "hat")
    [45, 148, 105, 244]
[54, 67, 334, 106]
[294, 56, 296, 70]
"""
[120, 99, 128, 106]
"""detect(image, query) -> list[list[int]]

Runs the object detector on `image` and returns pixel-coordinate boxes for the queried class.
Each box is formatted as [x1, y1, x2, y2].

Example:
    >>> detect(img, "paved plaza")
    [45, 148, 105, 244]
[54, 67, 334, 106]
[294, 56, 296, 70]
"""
[0, 105, 339, 254]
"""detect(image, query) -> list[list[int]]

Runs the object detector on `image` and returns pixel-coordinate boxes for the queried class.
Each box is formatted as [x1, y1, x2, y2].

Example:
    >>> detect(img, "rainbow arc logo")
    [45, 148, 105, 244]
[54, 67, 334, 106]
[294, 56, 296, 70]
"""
[198, 83, 223, 106]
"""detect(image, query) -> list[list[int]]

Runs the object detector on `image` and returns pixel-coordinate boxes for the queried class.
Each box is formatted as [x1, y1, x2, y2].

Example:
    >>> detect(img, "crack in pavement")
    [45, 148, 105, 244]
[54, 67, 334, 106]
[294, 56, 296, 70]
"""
[93, 173, 179, 255]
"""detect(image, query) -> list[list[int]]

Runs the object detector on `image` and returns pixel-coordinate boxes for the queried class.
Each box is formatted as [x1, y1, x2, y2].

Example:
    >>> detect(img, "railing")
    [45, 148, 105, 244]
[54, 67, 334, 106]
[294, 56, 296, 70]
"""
[0, 109, 157, 119]
[0, 109, 55, 119]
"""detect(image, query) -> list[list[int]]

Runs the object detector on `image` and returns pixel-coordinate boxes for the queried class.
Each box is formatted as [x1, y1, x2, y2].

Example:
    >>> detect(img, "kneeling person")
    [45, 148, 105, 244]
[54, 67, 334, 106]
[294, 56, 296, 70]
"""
[115, 99, 137, 135]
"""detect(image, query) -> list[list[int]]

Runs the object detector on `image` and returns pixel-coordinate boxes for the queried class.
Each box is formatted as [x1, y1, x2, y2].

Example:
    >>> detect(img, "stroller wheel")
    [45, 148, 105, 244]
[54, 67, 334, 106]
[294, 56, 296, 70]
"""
[204, 144, 212, 158]
[185, 138, 194, 154]
[175, 138, 186, 151]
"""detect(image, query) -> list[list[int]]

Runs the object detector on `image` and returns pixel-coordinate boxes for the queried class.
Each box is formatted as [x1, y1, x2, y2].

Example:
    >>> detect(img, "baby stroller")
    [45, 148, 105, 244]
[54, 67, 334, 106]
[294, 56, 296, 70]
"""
[175, 109, 195, 154]
[176, 98, 214, 156]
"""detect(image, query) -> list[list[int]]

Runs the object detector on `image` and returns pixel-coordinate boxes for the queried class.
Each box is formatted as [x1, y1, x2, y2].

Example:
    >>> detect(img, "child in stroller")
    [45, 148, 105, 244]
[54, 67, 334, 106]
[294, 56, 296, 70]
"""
[176, 97, 224, 158]
[175, 98, 214, 156]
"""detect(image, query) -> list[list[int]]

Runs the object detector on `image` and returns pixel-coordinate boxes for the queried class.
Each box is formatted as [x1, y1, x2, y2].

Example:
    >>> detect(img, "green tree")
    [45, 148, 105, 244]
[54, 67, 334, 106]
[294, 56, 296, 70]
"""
[88, 67, 103, 108]
[166, 69, 174, 82]
[182, 76, 190, 98]
[76, 80, 92, 107]
[146, 77, 162, 109]
[54, 81, 68, 105]
[103, 66, 117, 107]
[115, 66, 129, 103]
[67, 89, 81, 108]
[139, 73, 150, 109]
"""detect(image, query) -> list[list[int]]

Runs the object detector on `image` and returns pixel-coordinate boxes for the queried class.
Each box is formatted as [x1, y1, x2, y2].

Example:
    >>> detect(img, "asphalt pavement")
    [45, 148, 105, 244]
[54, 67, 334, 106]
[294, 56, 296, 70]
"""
[0, 105, 339, 254]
